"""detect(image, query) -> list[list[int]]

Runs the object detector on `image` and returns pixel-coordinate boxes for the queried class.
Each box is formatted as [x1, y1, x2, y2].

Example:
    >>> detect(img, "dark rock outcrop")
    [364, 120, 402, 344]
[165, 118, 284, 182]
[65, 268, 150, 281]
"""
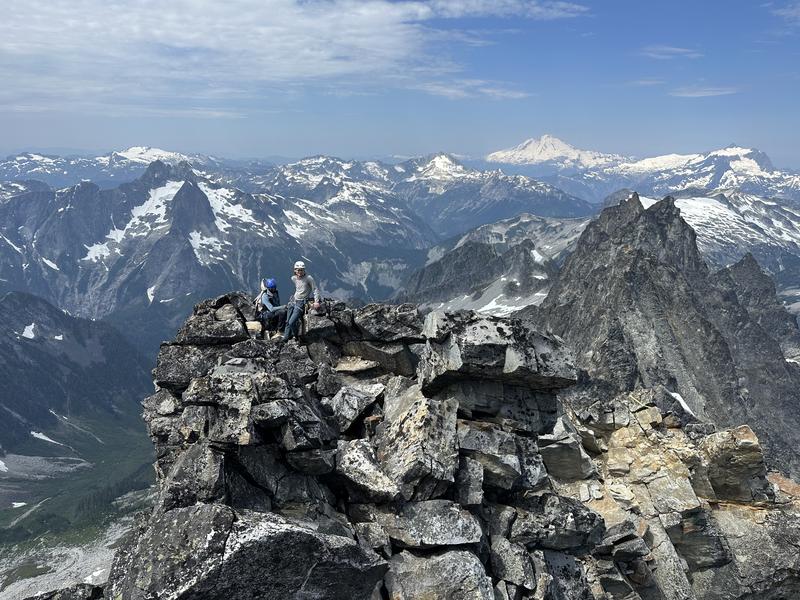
[34, 288, 800, 600]
[522, 193, 800, 478]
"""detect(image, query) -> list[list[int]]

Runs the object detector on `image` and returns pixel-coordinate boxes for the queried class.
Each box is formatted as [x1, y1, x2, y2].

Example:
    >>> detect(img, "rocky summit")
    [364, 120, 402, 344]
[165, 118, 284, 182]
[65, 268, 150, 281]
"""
[29, 291, 800, 600]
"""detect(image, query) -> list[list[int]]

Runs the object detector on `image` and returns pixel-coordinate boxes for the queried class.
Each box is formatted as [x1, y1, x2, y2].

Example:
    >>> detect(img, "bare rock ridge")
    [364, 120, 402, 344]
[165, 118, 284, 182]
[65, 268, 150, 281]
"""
[29, 288, 800, 600]
[522, 193, 800, 478]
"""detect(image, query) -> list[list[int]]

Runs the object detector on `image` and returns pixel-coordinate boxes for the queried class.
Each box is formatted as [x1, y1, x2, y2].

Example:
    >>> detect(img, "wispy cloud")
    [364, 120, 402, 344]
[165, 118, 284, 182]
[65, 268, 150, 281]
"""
[428, 0, 589, 19]
[627, 78, 666, 86]
[0, 0, 585, 116]
[414, 79, 532, 99]
[641, 45, 703, 60]
[670, 86, 739, 97]
[772, 2, 800, 24]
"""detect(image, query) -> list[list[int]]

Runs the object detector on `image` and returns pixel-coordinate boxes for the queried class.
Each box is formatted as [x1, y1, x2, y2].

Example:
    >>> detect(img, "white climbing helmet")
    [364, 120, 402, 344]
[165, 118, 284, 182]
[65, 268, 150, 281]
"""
[294, 260, 306, 270]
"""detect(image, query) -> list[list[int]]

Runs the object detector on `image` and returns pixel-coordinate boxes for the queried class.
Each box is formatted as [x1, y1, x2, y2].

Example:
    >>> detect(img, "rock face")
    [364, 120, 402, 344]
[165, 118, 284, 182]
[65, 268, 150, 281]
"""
[34, 290, 800, 600]
[523, 194, 800, 478]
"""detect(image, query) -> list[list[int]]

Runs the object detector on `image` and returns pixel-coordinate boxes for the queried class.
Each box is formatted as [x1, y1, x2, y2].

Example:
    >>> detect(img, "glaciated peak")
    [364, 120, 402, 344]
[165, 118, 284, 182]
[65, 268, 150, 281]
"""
[412, 153, 470, 180]
[111, 146, 192, 165]
[487, 134, 626, 168]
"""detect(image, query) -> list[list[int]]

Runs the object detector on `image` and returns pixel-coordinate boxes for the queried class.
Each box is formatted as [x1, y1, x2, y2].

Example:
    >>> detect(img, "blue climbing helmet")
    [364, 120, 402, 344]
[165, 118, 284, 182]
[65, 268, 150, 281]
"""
[260, 278, 277, 291]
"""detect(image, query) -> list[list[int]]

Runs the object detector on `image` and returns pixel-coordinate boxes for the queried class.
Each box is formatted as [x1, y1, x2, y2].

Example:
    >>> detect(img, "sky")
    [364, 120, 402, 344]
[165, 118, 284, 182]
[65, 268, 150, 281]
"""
[1, 0, 799, 167]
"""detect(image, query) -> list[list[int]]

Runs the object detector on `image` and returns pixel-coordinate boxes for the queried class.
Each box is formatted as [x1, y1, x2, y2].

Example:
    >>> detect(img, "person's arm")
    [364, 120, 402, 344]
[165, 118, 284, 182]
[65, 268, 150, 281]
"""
[310, 276, 321, 304]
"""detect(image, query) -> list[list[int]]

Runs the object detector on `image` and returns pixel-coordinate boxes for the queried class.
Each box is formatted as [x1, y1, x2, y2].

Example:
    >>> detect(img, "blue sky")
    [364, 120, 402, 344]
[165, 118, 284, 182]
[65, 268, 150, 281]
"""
[1, 0, 799, 167]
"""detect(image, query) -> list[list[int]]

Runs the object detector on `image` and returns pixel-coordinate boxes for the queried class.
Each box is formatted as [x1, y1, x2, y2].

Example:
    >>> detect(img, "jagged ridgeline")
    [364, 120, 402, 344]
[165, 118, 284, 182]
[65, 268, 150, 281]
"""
[30, 285, 800, 599]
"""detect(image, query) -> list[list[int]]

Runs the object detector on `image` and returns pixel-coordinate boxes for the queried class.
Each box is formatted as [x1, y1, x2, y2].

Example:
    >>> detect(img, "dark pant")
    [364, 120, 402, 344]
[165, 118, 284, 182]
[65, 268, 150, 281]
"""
[283, 300, 306, 340]
[261, 308, 287, 335]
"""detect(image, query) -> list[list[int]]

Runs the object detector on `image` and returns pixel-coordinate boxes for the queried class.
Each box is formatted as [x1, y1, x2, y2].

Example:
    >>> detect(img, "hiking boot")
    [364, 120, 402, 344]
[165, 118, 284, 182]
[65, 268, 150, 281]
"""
[270, 332, 283, 341]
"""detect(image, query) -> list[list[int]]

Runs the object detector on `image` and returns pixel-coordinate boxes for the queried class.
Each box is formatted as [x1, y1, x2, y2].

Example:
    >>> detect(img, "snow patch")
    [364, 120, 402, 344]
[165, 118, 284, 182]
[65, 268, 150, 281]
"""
[31, 431, 66, 446]
[54, 334, 64, 340]
[189, 230, 226, 265]
[147, 286, 156, 303]
[22, 323, 36, 339]
[12, 501, 27, 508]
[199, 183, 261, 233]
[42, 257, 60, 271]
[0, 459, 7, 472]
[1, 234, 23, 254]
[669, 392, 696, 418]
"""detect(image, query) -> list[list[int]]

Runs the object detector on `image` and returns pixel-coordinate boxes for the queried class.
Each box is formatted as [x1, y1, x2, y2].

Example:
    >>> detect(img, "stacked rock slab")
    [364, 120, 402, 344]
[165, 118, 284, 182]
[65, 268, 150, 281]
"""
[29, 293, 800, 600]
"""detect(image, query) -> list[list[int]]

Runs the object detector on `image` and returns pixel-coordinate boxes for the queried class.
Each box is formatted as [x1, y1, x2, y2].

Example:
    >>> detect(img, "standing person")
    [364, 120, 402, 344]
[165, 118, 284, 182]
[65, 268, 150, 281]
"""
[255, 278, 287, 340]
[282, 260, 321, 342]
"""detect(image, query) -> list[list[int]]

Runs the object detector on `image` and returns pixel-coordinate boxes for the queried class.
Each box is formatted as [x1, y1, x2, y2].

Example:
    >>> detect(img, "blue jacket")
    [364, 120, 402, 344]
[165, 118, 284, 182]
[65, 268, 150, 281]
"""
[257, 289, 281, 313]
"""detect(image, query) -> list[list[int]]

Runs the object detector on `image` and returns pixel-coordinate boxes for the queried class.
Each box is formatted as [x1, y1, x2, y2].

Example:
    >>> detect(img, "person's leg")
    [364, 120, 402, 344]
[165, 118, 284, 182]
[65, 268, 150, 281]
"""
[283, 303, 302, 341]
[276, 307, 287, 331]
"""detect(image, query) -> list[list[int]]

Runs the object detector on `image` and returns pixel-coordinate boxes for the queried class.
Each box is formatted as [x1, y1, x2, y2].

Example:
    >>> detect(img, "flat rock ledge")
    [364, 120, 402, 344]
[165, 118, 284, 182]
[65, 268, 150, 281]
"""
[29, 293, 800, 600]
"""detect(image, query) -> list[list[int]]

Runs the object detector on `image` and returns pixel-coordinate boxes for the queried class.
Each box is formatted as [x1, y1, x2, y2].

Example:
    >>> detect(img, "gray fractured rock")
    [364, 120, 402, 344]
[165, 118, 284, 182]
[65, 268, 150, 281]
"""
[524, 194, 800, 477]
[335, 356, 381, 374]
[726, 252, 800, 361]
[699, 425, 775, 502]
[156, 442, 225, 512]
[382, 380, 422, 424]
[490, 535, 536, 590]
[286, 448, 337, 475]
[660, 509, 731, 571]
[482, 503, 518, 538]
[273, 395, 338, 451]
[107, 503, 235, 600]
[109, 504, 387, 600]
[274, 341, 318, 385]
[418, 311, 576, 393]
[688, 503, 800, 600]
[216, 510, 387, 600]
[355, 521, 391, 555]
[336, 439, 400, 502]
[539, 551, 595, 600]
[228, 444, 334, 510]
[354, 303, 425, 342]
[183, 371, 261, 445]
[538, 417, 597, 481]
[322, 385, 380, 431]
[23, 584, 105, 600]
[152, 343, 225, 392]
[351, 499, 483, 548]
[456, 420, 547, 491]
[386, 550, 494, 600]
[316, 363, 345, 397]
[510, 493, 605, 553]
[377, 394, 458, 500]
[174, 305, 249, 346]
[456, 456, 485, 506]
[343, 340, 416, 376]
[458, 420, 522, 489]
[441, 380, 559, 435]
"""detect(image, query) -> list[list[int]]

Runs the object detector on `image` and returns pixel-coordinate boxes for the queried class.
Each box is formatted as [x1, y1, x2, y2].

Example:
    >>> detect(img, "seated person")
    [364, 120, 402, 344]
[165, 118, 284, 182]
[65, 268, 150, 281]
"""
[255, 278, 287, 339]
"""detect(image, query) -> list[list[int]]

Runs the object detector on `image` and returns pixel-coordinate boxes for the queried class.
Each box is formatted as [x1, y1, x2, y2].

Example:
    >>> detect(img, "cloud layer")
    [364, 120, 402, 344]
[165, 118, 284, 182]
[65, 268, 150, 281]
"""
[0, 0, 586, 115]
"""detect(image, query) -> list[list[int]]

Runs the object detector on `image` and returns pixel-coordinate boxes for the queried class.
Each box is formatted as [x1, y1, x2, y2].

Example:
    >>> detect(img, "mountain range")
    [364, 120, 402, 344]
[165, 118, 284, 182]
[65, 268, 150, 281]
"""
[5, 138, 800, 597]
[486, 135, 800, 204]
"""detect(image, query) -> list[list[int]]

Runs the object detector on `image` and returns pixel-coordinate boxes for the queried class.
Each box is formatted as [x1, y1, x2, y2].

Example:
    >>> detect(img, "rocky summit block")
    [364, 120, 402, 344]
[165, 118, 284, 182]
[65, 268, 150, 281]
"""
[45, 294, 800, 600]
[418, 311, 576, 393]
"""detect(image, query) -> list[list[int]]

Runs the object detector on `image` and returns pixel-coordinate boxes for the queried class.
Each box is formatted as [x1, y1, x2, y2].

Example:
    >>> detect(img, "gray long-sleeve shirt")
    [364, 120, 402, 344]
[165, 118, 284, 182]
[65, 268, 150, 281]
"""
[290, 274, 320, 303]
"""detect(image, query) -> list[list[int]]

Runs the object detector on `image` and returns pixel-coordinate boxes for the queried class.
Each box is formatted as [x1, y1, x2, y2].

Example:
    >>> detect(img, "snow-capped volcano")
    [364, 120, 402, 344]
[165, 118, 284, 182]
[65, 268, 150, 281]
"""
[486, 134, 628, 170]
